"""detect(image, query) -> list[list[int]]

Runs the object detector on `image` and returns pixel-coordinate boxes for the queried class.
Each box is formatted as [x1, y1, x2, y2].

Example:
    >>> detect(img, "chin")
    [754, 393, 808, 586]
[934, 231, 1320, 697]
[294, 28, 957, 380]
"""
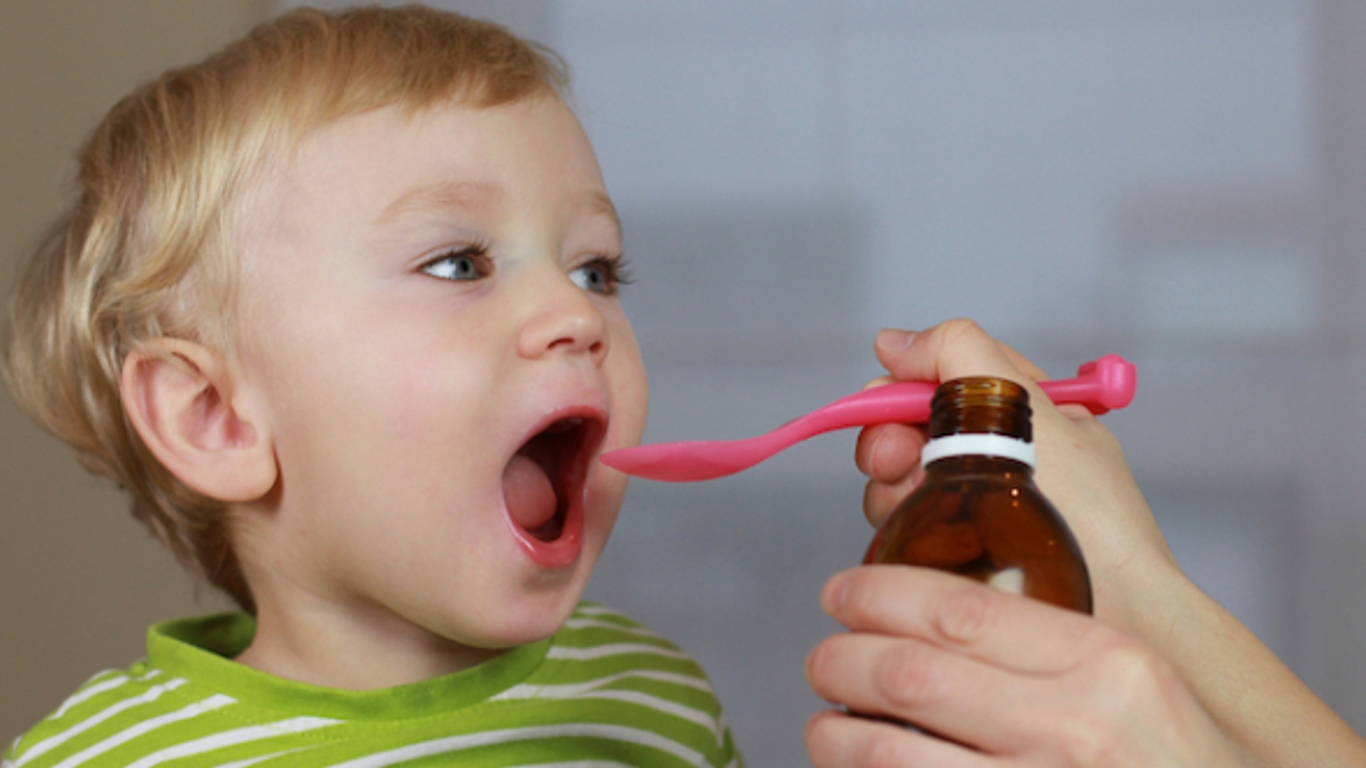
[473, 587, 588, 648]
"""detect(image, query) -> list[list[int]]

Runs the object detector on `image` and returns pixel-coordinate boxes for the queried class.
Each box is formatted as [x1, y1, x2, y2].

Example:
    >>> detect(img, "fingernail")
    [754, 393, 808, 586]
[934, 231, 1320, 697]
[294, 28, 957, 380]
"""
[877, 328, 916, 352]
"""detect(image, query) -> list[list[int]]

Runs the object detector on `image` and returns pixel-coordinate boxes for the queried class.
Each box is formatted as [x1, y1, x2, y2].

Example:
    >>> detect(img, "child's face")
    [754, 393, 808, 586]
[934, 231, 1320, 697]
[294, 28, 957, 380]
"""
[228, 94, 648, 657]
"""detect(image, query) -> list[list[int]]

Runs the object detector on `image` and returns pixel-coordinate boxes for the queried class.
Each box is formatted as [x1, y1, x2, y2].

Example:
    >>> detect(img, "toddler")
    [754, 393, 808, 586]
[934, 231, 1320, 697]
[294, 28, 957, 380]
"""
[3, 6, 739, 767]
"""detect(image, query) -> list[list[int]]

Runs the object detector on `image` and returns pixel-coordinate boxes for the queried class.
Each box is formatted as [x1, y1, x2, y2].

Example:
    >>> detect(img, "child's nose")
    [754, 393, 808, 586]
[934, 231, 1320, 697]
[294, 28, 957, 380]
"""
[516, 269, 609, 364]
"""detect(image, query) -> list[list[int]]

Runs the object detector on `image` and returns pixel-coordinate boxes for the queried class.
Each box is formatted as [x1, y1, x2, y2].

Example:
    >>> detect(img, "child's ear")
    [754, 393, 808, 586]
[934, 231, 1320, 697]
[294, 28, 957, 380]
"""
[120, 338, 277, 503]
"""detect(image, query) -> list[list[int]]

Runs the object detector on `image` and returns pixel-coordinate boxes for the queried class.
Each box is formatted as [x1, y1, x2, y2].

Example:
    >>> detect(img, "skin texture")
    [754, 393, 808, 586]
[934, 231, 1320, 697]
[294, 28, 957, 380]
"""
[121, 95, 648, 690]
[806, 319, 1366, 767]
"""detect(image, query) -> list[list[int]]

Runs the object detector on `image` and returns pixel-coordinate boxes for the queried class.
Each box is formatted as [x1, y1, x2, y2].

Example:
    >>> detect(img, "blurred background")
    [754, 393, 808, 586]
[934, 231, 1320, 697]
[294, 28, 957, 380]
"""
[4, 1, 1366, 765]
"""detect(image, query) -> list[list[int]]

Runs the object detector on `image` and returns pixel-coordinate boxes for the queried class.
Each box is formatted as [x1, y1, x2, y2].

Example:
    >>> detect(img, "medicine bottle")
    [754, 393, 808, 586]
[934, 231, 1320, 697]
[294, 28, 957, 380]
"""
[863, 377, 1092, 613]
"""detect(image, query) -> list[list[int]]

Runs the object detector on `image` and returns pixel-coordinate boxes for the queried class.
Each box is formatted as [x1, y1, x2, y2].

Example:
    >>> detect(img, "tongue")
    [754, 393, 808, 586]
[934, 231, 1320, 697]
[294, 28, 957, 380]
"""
[503, 453, 557, 532]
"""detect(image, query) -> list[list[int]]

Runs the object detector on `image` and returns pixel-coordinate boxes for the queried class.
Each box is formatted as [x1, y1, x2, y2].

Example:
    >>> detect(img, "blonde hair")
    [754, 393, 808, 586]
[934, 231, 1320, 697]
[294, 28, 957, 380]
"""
[2, 5, 568, 612]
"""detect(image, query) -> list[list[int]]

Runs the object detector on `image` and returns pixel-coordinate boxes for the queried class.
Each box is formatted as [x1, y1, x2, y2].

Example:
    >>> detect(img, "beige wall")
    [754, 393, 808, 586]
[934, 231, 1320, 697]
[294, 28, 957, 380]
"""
[0, 0, 269, 742]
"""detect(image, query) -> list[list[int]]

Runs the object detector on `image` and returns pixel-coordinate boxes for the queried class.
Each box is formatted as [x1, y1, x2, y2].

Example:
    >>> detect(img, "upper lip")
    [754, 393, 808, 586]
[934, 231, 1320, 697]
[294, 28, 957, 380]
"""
[516, 404, 610, 459]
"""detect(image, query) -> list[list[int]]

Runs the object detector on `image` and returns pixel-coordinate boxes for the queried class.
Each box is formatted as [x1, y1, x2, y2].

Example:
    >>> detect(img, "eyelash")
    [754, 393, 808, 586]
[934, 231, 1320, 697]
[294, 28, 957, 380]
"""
[572, 254, 634, 297]
[420, 246, 634, 297]
[420, 242, 493, 282]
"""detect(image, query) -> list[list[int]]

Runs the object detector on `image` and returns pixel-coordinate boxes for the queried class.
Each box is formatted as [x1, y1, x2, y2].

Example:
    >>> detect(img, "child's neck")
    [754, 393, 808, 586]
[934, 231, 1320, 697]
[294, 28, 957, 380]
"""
[235, 593, 505, 690]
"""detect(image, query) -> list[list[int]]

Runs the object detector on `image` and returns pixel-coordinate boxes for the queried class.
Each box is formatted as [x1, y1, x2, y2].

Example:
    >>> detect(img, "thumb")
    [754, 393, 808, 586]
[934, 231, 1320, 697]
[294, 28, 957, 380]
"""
[875, 319, 1047, 386]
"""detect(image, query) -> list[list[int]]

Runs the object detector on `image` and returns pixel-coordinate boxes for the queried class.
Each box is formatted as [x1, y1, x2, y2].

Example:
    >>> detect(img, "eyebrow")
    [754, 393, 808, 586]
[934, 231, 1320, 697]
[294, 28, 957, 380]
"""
[377, 181, 502, 225]
[583, 190, 623, 235]
[377, 181, 621, 235]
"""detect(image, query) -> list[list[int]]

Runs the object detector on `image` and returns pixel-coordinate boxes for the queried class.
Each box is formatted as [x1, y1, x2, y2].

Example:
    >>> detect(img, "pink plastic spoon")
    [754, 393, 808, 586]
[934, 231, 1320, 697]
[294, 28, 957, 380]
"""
[600, 354, 1136, 482]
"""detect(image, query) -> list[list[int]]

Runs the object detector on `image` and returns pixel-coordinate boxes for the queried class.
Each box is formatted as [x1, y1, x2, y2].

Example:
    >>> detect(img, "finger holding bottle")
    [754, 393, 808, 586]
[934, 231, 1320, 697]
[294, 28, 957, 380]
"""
[855, 417, 926, 528]
[804, 565, 1242, 768]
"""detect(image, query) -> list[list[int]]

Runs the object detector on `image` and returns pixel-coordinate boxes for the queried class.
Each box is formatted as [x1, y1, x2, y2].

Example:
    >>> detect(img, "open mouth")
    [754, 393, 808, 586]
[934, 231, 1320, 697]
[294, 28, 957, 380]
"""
[503, 413, 607, 546]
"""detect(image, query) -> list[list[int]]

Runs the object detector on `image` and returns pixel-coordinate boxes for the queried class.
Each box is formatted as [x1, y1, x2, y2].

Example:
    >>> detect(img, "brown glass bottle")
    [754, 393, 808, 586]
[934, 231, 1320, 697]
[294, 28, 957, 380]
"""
[863, 377, 1092, 613]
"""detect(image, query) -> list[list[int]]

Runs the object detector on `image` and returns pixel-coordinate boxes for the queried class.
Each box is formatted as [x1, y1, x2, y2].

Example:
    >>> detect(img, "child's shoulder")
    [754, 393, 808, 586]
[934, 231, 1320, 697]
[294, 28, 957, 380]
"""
[4, 662, 169, 767]
[4, 614, 261, 768]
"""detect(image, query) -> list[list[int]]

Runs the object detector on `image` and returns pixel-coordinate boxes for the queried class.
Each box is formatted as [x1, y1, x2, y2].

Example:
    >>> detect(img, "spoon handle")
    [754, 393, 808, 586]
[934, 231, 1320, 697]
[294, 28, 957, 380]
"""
[776, 380, 936, 438]
[600, 355, 1136, 482]
[774, 353, 1135, 443]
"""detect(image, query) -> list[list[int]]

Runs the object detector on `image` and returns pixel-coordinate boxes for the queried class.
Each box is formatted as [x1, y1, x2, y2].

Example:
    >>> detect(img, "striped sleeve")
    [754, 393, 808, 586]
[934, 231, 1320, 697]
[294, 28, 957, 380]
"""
[4, 665, 340, 768]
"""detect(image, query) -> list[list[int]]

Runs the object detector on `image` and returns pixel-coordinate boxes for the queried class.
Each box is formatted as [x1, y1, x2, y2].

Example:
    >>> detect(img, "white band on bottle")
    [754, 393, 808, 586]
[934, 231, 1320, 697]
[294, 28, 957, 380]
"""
[921, 434, 1036, 469]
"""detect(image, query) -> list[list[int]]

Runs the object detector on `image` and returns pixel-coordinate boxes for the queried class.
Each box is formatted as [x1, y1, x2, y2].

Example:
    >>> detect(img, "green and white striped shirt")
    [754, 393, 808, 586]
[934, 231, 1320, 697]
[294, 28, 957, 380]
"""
[5, 604, 741, 767]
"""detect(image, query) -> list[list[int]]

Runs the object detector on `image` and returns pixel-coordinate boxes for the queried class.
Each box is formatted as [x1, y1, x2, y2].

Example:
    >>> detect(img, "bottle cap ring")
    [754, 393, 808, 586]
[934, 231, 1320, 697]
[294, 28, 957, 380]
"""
[921, 434, 1036, 468]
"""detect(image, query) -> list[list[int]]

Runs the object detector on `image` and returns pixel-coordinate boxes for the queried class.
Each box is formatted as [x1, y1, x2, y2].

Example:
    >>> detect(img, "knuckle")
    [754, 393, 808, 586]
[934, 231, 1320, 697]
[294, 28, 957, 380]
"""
[1094, 635, 1166, 700]
[873, 642, 943, 710]
[1053, 710, 1125, 766]
[937, 317, 989, 348]
[1044, 635, 1178, 766]
[933, 582, 996, 644]
[838, 572, 885, 625]
[940, 317, 984, 337]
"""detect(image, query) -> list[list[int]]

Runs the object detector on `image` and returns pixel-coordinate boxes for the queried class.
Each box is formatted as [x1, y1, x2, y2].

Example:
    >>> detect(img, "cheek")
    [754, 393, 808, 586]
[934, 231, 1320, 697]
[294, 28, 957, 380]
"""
[251, 327, 507, 523]
[606, 321, 649, 444]
[582, 471, 627, 565]
[383, 352, 494, 440]
[325, 362, 501, 495]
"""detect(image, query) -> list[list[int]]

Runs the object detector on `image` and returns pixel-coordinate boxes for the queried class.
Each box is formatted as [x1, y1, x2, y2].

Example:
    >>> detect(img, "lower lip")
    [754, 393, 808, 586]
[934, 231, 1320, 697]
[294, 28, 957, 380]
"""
[507, 495, 585, 569]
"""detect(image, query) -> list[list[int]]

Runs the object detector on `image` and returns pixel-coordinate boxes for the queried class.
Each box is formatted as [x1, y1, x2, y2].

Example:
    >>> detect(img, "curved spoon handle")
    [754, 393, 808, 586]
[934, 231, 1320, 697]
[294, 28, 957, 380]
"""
[601, 354, 1136, 482]
[759, 353, 1135, 443]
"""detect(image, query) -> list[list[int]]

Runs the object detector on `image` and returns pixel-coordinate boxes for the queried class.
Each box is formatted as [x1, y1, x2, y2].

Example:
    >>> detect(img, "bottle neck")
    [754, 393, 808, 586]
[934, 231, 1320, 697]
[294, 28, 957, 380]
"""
[921, 433, 1036, 470]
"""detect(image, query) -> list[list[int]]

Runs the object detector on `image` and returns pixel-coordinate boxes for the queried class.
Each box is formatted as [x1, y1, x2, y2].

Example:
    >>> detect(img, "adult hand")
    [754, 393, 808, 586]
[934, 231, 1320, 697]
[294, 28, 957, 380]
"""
[804, 565, 1241, 767]
[853, 320, 1173, 633]
[833, 319, 1366, 767]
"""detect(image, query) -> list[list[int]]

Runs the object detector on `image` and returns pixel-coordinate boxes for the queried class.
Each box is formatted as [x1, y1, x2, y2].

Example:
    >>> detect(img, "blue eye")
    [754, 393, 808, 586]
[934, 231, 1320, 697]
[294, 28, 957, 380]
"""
[570, 256, 632, 296]
[421, 246, 491, 281]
